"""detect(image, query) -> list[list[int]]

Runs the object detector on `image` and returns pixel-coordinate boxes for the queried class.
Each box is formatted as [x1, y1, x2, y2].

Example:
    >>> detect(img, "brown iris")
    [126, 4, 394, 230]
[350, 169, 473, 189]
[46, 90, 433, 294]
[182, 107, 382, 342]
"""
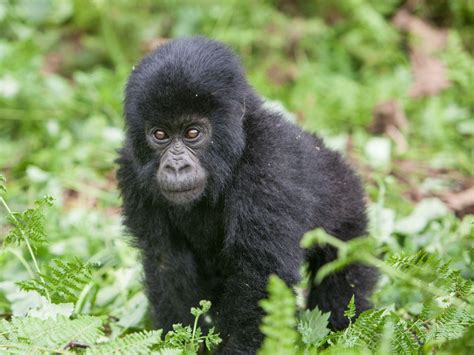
[153, 130, 168, 140]
[185, 128, 200, 140]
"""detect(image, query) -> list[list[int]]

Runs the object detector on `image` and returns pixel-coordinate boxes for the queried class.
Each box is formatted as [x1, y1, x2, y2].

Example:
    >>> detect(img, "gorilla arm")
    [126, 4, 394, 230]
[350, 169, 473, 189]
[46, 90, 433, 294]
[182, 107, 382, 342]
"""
[140, 230, 203, 333]
[117, 147, 203, 332]
[216, 185, 305, 353]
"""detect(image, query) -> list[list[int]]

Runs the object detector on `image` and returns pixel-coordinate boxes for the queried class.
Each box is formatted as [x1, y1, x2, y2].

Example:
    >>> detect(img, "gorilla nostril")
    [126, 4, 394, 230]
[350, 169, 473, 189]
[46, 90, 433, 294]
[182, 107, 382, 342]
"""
[178, 163, 191, 173]
[163, 164, 177, 176]
[163, 161, 191, 176]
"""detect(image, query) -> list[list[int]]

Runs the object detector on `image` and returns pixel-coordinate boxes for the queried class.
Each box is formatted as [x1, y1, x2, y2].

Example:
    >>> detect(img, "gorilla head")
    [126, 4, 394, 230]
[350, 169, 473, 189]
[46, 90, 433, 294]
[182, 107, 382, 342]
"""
[124, 37, 260, 205]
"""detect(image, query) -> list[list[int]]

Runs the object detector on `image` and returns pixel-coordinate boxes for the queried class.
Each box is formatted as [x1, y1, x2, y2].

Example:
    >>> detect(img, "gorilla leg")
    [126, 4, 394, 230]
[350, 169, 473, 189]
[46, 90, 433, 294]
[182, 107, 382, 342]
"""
[142, 248, 203, 332]
[214, 272, 268, 354]
[306, 246, 377, 329]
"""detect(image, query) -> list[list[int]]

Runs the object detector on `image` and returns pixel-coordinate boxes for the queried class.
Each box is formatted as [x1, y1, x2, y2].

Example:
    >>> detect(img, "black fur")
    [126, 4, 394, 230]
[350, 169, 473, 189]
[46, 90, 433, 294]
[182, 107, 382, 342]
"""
[117, 37, 377, 354]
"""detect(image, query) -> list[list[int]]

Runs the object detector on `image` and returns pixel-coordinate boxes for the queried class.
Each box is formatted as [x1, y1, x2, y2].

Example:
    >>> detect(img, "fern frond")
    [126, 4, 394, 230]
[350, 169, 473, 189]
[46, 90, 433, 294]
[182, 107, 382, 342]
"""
[436, 325, 474, 353]
[437, 265, 472, 299]
[344, 295, 357, 320]
[87, 330, 162, 354]
[4, 196, 53, 247]
[18, 258, 93, 303]
[425, 305, 474, 343]
[391, 319, 421, 354]
[387, 251, 473, 305]
[0, 315, 102, 352]
[258, 275, 299, 355]
[337, 309, 388, 350]
[0, 175, 6, 193]
[387, 250, 438, 273]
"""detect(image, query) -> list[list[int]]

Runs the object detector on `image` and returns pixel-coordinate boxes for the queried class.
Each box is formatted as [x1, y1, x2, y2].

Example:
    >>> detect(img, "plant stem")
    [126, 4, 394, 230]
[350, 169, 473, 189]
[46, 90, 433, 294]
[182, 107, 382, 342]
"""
[7, 248, 35, 279]
[0, 197, 51, 302]
[315, 232, 470, 309]
[191, 312, 201, 345]
[75, 283, 93, 314]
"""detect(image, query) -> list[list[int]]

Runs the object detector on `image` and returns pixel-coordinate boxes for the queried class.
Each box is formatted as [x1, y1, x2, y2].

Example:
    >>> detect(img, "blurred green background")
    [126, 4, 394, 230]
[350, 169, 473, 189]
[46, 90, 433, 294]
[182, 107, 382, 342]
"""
[0, 0, 473, 346]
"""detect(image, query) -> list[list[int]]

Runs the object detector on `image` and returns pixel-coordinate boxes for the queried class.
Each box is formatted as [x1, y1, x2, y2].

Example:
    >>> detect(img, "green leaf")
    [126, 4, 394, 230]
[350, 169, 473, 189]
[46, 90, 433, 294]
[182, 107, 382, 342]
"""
[337, 309, 389, 350]
[0, 175, 6, 194]
[258, 275, 298, 355]
[87, 330, 162, 355]
[391, 318, 421, 354]
[0, 316, 102, 352]
[164, 323, 193, 350]
[4, 196, 53, 247]
[163, 300, 221, 353]
[17, 258, 93, 304]
[190, 299, 211, 317]
[204, 327, 222, 351]
[344, 295, 356, 320]
[297, 307, 331, 347]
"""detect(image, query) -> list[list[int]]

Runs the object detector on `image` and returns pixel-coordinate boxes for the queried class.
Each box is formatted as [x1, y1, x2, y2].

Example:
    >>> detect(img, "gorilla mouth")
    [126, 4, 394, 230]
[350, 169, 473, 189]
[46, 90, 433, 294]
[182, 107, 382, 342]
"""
[163, 186, 199, 193]
[160, 183, 205, 205]
[161, 182, 204, 193]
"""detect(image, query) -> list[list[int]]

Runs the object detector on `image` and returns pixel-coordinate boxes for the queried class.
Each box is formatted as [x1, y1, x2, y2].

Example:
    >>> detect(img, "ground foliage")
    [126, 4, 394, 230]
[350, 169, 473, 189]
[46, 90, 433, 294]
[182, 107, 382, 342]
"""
[0, 0, 472, 353]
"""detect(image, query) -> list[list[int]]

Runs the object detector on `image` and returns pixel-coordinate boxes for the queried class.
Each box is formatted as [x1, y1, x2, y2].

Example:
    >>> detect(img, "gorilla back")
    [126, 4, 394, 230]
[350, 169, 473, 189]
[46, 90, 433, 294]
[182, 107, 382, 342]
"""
[117, 36, 377, 354]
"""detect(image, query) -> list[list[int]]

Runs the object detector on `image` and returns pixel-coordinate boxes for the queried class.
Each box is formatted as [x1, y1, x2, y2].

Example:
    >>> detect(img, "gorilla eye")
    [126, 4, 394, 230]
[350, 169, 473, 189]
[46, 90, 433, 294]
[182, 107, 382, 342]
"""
[185, 128, 200, 140]
[153, 129, 168, 141]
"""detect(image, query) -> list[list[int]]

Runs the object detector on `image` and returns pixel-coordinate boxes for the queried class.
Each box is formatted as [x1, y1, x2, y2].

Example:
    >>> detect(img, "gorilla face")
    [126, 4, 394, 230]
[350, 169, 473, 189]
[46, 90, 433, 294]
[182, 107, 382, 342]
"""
[146, 116, 211, 205]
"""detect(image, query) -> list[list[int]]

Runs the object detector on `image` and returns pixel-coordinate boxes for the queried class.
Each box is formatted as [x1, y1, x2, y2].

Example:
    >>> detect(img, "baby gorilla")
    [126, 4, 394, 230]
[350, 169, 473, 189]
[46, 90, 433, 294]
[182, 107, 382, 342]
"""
[117, 37, 376, 354]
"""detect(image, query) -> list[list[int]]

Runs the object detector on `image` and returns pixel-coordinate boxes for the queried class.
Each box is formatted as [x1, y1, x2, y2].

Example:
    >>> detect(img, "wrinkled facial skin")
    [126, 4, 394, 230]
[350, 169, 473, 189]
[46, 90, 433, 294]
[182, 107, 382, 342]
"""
[146, 117, 211, 205]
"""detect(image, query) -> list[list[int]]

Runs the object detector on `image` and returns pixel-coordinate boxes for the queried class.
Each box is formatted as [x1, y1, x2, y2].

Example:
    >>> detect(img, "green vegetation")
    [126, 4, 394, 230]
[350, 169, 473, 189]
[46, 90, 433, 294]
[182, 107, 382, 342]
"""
[1, 0, 472, 353]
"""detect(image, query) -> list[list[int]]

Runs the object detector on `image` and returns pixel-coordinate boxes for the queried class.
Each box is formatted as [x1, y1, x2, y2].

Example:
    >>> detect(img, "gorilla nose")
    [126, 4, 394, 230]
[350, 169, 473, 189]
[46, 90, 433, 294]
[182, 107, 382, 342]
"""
[163, 159, 192, 176]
